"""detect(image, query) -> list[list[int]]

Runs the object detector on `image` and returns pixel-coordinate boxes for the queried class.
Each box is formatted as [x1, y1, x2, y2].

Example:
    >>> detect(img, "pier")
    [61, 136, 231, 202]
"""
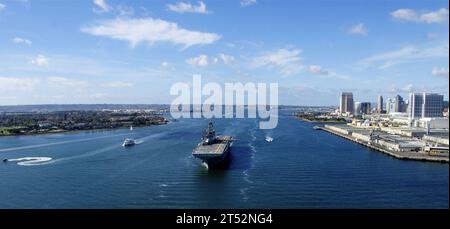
[319, 125, 449, 163]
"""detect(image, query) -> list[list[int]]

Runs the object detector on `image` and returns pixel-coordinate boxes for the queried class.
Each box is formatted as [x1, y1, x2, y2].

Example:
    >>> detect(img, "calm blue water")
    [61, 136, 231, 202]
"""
[0, 110, 448, 208]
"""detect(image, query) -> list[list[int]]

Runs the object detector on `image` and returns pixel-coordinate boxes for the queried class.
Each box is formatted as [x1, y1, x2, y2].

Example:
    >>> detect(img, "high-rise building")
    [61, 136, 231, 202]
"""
[423, 93, 444, 118]
[339, 92, 354, 115]
[386, 98, 392, 114]
[394, 95, 405, 112]
[354, 102, 371, 116]
[377, 95, 384, 112]
[361, 102, 371, 115]
[354, 102, 362, 116]
[409, 93, 423, 119]
[403, 100, 409, 114]
[408, 93, 444, 119]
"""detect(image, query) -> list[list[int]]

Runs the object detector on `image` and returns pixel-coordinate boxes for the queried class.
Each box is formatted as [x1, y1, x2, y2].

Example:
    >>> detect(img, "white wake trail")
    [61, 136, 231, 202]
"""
[0, 133, 129, 153]
[7, 157, 53, 166]
[2, 132, 166, 166]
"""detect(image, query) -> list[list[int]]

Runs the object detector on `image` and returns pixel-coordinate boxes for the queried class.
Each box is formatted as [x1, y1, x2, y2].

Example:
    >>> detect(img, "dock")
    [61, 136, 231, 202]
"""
[319, 125, 449, 163]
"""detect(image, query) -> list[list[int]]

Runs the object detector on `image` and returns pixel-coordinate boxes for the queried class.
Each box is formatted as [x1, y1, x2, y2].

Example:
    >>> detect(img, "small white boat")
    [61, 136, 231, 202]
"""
[130, 125, 133, 131]
[122, 138, 136, 147]
[265, 136, 274, 143]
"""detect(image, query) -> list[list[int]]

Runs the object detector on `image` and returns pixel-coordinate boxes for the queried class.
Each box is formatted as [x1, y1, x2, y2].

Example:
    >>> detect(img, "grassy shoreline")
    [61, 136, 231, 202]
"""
[294, 115, 347, 123]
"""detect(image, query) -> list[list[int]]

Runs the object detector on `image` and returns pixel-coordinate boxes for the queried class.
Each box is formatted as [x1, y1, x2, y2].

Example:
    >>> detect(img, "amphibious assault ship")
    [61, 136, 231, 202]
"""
[192, 121, 233, 169]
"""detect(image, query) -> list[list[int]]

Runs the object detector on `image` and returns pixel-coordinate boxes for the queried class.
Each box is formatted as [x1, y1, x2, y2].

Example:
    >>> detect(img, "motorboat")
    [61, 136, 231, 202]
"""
[122, 138, 136, 147]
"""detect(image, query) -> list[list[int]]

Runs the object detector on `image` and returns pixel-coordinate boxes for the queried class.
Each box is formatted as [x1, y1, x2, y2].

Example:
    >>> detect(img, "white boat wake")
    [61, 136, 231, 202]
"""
[135, 132, 166, 142]
[6, 157, 53, 166]
[0, 133, 129, 153]
[2, 133, 165, 166]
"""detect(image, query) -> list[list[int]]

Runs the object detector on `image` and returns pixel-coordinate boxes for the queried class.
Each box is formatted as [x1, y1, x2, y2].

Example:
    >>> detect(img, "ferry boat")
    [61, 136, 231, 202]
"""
[122, 138, 136, 147]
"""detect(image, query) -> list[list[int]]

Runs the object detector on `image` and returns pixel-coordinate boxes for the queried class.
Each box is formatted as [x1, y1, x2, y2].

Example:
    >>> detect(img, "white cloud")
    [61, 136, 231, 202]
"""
[81, 18, 220, 48]
[116, 5, 134, 16]
[218, 53, 235, 65]
[161, 61, 170, 67]
[382, 84, 448, 95]
[12, 37, 32, 46]
[253, 48, 304, 75]
[427, 33, 440, 39]
[226, 43, 236, 48]
[421, 8, 449, 23]
[240, 0, 257, 7]
[391, 9, 417, 21]
[359, 44, 449, 69]
[186, 54, 209, 67]
[307, 65, 350, 80]
[308, 65, 329, 75]
[160, 61, 177, 71]
[402, 84, 415, 92]
[391, 8, 449, 24]
[29, 54, 49, 66]
[348, 23, 368, 35]
[0, 3, 5, 12]
[47, 77, 88, 87]
[432, 67, 449, 77]
[93, 0, 134, 16]
[382, 84, 416, 94]
[93, 0, 110, 12]
[186, 53, 235, 67]
[167, 1, 211, 14]
[100, 81, 134, 88]
[0, 77, 39, 91]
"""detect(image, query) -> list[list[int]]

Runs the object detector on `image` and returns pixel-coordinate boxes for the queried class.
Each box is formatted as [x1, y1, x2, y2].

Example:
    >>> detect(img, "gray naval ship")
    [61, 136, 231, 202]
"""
[192, 121, 233, 169]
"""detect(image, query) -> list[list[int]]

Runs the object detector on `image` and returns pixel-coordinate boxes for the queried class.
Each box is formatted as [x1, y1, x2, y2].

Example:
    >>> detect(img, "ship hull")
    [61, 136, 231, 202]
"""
[195, 146, 230, 169]
[122, 141, 136, 147]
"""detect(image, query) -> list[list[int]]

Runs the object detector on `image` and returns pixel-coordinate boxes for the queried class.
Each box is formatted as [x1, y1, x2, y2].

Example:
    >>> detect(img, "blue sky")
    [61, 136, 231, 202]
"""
[0, 0, 448, 105]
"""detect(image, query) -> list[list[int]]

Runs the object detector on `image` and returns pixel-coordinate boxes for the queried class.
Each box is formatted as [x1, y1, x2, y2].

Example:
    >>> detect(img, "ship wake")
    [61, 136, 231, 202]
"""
[7, 157, 53, 166]
[0, 133, 128, 153]
[240, 122, 258, 201]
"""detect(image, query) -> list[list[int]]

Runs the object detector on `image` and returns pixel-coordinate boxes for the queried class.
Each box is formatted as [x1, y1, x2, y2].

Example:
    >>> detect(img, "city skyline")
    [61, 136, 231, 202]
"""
[0, 0, 449, 106]
[340, 91, 446, 118]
